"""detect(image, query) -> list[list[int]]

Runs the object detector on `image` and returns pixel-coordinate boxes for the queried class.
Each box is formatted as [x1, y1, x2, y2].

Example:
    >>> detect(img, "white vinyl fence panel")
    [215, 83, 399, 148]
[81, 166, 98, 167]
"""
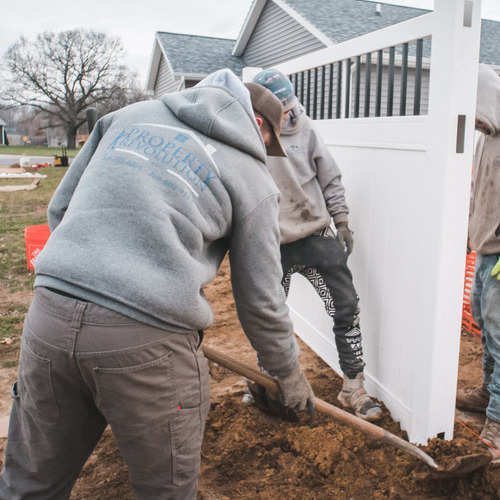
[252, 0, 482, 444]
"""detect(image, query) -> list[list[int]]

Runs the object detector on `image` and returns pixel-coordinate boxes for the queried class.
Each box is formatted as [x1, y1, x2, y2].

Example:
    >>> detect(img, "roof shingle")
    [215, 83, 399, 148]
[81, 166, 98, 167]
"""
[282, 0, 428, 44]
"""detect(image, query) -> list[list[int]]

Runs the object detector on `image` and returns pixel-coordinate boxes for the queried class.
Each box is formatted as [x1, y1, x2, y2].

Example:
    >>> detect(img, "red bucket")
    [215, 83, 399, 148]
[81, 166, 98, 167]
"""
[24, 224, 51, 270]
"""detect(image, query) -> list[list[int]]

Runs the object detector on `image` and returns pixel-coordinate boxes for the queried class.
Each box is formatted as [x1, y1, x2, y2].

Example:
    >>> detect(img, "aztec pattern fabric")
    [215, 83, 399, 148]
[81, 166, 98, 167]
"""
[281, 263, 364, 371]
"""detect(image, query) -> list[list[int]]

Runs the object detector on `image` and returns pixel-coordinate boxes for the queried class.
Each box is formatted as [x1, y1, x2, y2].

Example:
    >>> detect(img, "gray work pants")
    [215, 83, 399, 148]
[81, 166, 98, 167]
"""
[0, 287, 210, 500]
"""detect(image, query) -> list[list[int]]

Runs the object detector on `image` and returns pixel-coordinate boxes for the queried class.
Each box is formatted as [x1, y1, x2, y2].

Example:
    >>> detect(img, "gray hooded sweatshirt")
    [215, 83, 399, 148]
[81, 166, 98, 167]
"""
[265, 100, 349, 244]
[34, 74, 299, 376]
[470, 64, 500, 255]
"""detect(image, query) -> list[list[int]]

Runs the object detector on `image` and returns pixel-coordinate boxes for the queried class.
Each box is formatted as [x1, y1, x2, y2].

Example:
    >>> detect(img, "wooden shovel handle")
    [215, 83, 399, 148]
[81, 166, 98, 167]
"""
[203, 344, 280, 393]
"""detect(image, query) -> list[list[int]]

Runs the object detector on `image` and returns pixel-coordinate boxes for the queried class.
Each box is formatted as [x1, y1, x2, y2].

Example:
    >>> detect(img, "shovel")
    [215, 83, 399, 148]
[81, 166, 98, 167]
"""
[202, 344, 491, 478]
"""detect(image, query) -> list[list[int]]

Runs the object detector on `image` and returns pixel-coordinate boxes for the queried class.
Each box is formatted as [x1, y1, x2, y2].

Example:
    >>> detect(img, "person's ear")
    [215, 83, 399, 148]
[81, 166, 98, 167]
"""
[255, 116, 263, 128]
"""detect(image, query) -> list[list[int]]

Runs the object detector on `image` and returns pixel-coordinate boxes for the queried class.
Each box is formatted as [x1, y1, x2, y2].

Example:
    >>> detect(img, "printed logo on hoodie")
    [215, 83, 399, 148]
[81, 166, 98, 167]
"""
[106, 123, 219, 198]
[285, 144, 301, 156]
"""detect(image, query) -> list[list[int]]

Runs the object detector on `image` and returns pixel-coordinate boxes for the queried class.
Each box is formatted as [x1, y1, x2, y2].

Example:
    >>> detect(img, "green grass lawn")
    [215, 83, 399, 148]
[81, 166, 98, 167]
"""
[0, 145, 79, 157]
[0, 165, 69, 341]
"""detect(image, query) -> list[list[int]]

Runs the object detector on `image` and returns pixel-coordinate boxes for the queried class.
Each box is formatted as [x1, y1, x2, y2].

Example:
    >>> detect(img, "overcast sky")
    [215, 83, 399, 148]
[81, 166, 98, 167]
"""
[1, 0, 499, 87]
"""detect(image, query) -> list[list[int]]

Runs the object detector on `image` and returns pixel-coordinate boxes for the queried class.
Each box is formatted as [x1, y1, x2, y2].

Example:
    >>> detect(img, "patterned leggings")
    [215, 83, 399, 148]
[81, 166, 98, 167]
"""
[280, 230, 365, 378]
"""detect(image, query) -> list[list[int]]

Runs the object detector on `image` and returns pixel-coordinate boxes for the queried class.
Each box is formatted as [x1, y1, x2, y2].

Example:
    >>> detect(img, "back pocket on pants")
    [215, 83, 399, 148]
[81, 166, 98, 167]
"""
[18, 339, 59, 420]
[95, 350, 176, 430]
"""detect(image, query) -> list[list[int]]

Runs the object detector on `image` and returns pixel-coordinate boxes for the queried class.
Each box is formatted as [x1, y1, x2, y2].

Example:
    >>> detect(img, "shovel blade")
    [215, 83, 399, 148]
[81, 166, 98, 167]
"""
[429, 452, 492, 478]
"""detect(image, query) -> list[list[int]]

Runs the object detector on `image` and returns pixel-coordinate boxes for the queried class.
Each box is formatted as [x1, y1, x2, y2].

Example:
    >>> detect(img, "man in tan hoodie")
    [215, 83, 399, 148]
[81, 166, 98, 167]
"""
[456, 64, 500, 461]
[250, 68, 382, 422]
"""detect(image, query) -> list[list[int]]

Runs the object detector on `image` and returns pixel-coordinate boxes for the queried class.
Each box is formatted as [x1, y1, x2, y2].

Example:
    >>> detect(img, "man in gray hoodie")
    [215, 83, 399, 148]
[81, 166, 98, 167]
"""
[251, 68, 382, 422]
[0, 69, 314, 500]
[456, 64, 500, 461]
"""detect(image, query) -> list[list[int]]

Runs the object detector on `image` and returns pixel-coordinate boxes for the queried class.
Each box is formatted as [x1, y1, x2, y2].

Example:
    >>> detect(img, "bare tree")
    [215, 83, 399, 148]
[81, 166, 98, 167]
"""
[2, 29, 146, 147]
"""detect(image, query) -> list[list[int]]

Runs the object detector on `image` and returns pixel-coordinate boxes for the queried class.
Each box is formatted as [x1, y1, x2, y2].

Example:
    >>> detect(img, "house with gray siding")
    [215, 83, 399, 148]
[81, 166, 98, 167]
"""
[146, 0, 500, 116]
[232, 0, 427, 67]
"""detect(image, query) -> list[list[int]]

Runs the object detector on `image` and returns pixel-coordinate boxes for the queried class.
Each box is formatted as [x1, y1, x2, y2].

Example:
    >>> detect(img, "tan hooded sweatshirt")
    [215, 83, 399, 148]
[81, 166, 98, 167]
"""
[470, 64, 500, 255]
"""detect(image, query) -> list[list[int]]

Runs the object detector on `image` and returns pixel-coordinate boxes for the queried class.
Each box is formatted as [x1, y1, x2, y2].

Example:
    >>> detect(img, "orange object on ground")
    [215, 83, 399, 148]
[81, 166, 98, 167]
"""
[24, 224, 51, 270]
[462, 250, 481, 337]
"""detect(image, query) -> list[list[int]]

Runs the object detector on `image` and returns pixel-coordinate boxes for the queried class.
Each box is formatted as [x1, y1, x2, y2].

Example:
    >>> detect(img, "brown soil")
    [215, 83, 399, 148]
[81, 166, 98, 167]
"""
[1, 258, 500, 499]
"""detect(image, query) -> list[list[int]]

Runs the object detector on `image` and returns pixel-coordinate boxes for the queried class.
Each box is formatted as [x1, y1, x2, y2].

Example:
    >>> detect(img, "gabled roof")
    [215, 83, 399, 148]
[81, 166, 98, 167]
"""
[156, 32, 246, 74]
[146, 32, 247, 91]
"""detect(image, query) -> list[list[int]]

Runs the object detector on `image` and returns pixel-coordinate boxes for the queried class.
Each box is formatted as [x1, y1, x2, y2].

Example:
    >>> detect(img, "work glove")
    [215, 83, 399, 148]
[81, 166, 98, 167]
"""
[336, 225, 354, 255]
[492, 257, 500, 281]
[276, 365, 315, 415]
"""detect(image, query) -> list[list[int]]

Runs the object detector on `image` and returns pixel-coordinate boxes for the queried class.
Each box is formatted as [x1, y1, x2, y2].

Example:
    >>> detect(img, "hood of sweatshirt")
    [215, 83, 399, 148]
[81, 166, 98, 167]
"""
[281, 99, 307, 136]
[476, 64, 500, 136]
[162, 69, 268, 164]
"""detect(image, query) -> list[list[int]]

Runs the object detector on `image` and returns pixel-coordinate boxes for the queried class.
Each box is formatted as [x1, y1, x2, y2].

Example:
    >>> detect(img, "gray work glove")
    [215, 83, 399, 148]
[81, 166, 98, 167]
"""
[276, 365, 315, 415]
[336, 225, 354, 255]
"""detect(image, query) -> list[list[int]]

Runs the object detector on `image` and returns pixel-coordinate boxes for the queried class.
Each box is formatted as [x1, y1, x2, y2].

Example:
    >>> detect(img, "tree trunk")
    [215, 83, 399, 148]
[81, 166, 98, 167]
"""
[67, 128, 77, 149]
